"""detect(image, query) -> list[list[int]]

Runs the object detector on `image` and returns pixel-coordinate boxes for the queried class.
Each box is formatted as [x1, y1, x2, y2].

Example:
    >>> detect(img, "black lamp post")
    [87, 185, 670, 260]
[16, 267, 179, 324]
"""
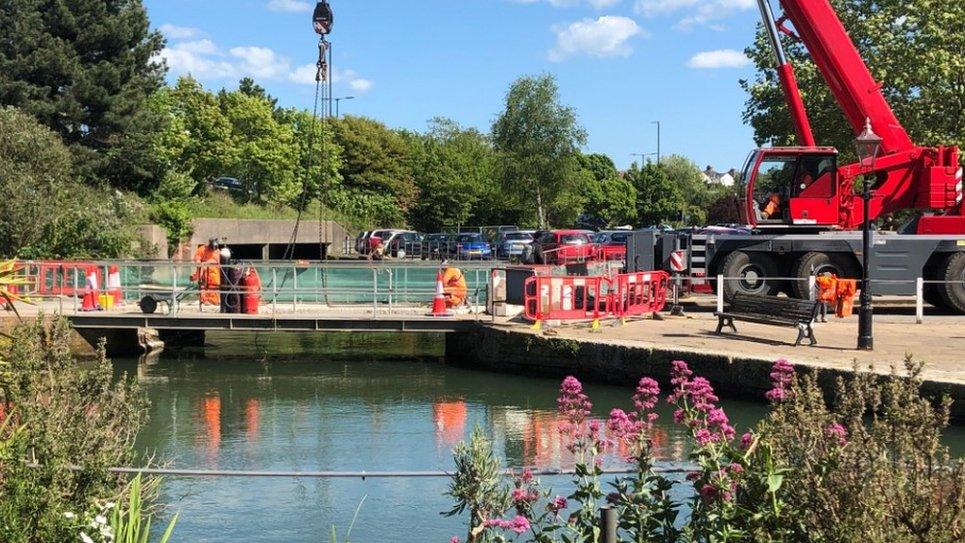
[854, 118, 882, 351]
[334, 96, 355, 118]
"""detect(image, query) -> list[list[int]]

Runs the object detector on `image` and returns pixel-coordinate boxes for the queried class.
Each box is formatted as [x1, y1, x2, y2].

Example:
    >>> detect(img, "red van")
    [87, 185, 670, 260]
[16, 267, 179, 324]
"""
[534, 230, 597, 264]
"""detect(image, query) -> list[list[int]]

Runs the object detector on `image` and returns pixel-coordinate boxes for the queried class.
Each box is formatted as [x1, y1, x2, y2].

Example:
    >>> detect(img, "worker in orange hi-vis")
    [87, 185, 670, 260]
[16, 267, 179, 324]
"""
[190, 238, 222, 306]
[815, 272, 838, 322]
[762, 193, 782, 219]
[835, 279, 858, 318]
[442, 264, 467, 308]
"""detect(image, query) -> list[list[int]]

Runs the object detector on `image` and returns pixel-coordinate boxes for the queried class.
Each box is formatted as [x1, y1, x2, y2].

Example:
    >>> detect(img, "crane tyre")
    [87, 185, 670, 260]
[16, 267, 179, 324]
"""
[922, 284, 946, 309]
[720, 251, 781, 301]
[937, 252, 965, 314]
[790, 252, 859, 299]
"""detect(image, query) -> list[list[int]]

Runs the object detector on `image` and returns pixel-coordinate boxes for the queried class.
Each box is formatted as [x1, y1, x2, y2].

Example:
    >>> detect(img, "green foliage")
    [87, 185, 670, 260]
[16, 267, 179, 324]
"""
[275, 109, 343, 211]
[0, 106, 73, 257]
[331, 115, 417, 225]
[660, 155, 710, 226]
[408, 118, 498, 232]
[492, 74, 587, 228]
[444, 426, 511, 543]
[0, 317, 148, 542]
[741, 0, 965, 155]
[577, 153, 637, 227]
[0, 0, 166, 191]
[627, 162, 684, 227]
[110, 474, 178, 543]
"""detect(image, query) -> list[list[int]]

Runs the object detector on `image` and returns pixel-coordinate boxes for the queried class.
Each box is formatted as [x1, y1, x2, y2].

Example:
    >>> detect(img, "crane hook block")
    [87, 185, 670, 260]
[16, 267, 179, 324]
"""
[313, 1, 334, 35]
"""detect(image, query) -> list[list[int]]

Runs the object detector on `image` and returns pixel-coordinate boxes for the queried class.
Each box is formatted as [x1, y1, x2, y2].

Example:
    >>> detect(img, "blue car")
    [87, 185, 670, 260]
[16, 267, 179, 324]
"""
[453, 233, 493, 260]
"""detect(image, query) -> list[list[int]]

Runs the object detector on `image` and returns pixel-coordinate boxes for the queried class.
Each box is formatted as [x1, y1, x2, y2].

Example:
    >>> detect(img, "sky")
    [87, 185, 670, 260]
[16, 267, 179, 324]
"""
[146, 0, 766, 171]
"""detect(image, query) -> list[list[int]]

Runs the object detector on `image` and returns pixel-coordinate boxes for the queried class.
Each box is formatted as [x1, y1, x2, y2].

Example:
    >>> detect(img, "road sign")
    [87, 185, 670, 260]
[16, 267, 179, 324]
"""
[670, 250, 687, 272]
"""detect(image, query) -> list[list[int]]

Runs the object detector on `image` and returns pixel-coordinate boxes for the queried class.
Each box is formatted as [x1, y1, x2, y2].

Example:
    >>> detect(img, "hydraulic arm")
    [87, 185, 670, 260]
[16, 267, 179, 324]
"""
[754, 0, 963, 234]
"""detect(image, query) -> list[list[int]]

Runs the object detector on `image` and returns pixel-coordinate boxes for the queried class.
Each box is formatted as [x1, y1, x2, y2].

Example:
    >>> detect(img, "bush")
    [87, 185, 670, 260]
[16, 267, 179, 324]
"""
[0, 317, 148, 542]
[446, 358, 964, 542]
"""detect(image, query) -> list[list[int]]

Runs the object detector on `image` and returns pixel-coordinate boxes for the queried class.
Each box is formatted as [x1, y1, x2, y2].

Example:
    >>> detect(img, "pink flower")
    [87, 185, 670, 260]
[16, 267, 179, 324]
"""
[825, 422, 848, 446]
[450, 537, 460, 543]
[557, 376, 592, 437]
[694, 428, 713, 446]
[633, 377, 660, 412]
[509, 516, 530, 534]
[549, 496, 567, 512]
[729, 462, 744, 474]
[672, 408, 685, 424]
[520, 468, 533, 483]
[765, 359, 794, 402]
[607, 408, 634, 439]
[685, 471, 701, 481]
[740, 432, 753, 450]
[686, 377, 719, 413]
[699, 484, 718, 503]
[721, 490, 733, 502]
[668, 360, 693, 403]
[511, 488, 530, 503]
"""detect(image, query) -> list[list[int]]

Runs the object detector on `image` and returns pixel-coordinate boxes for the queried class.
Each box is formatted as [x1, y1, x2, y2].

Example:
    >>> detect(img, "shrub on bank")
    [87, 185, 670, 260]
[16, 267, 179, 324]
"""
[0, 317, 148, 542]
[446, 357, 964, 542]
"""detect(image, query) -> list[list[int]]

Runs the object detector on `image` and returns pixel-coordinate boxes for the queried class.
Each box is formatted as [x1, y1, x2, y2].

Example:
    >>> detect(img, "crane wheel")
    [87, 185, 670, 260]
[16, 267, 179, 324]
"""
[937, 252, 965, 314]
[790, 252, 859, 300]
[720, 251, 781, 301]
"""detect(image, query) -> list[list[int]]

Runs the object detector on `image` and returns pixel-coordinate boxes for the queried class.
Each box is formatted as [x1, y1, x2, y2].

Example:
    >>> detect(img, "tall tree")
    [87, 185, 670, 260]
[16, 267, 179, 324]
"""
[741, 0, 965, 155]
[408, 118, 496, 232]
[275, 109, 344, 211]
[492, 74, 587, 228]
[661, 154, 712, 225]
[628, 162, 684, 227]
[0, 0, 166, 190]
[330, 115, 417, 226]
[576, 153, 637, 227]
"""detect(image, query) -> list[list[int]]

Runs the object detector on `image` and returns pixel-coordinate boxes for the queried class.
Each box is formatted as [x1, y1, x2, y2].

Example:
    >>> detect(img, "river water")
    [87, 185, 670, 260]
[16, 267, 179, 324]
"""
[115, 332, 962, 542]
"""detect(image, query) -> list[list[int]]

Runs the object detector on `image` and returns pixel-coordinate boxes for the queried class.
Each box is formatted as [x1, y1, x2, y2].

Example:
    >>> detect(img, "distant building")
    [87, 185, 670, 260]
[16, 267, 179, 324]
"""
[702, 166, 738, 187]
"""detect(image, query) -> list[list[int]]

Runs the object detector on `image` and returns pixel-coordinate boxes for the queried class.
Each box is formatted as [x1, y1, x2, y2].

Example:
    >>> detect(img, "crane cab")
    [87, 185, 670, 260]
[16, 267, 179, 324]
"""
[738, 146, 841, 229]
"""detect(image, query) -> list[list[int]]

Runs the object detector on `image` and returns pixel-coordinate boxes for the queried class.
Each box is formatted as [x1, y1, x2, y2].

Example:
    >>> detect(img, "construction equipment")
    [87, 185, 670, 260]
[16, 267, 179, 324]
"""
[650, 0, 964, 312]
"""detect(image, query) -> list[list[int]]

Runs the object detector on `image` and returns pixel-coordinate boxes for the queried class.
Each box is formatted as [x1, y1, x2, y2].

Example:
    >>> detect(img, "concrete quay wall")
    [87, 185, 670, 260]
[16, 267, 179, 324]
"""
[446, 325, 965, 422]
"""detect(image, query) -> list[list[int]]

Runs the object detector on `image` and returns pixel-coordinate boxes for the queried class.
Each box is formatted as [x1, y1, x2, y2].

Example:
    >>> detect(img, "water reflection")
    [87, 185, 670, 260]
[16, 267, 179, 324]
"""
[105, 332, 846, 542]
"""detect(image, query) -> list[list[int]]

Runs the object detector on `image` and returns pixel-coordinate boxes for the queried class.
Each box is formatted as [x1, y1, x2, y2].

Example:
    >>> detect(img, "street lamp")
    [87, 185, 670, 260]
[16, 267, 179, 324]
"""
[630, 152, 657, 166]
[854, 117, 882, 351]
[333, 95, 355, 118]
[651, 121, 661, 163]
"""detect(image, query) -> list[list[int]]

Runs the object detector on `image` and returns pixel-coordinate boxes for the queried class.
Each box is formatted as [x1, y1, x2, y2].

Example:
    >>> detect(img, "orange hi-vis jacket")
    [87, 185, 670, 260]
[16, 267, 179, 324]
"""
[815, 274, 838, 303]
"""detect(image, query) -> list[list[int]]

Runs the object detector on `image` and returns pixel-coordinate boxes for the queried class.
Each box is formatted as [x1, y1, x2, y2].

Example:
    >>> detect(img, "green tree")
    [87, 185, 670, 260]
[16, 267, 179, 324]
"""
[220, 90, 300, 205]
[492, 74, 587, 228]
[741, 0, 965, 154]
[628, 162, 684, 227]
[407, 118, 496, 232]
[0, 107, 72, 257]
[661, 155, 712, 225]
[275, 109, 344, 212]
[0, 0, 166, 190]
[154, 77, 237, 189]
[330, 115, 417, 226]
[576, 153, 637, 227]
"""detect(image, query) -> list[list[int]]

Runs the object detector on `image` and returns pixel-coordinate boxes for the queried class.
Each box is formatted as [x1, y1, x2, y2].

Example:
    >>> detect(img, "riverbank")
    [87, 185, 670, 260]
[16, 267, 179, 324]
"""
[447, 313, 965, 421]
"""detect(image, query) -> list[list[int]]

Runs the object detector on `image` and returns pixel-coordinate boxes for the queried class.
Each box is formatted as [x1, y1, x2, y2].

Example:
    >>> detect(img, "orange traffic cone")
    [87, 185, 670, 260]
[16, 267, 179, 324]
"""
[107, 265, 122, 304]
[429, 270, 452, 317]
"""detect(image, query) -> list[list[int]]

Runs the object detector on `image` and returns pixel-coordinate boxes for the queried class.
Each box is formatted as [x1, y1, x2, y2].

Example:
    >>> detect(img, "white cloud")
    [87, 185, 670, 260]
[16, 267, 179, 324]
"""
[548, 16, 642, 61]
[634, 0, 753, 28]
[289, 65, 374, 93]
[514, 0, 622, 8]
[267, 0, 312, 13]
[174, 39, 219, 55]
[158, 44, 236, 79]
[159, 24, 201, 40]
[229, 46, 290, 78]
[686, 48, 750, 68]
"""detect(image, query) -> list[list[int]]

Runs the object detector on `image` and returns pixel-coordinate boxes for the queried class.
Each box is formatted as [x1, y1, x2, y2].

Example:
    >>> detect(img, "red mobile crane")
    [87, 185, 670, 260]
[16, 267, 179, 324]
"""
[677, 0, 965, 312]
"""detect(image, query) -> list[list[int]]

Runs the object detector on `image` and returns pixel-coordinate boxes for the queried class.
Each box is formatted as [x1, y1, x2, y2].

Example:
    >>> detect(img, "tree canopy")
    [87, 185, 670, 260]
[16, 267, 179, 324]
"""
[0, 0, 166, 190]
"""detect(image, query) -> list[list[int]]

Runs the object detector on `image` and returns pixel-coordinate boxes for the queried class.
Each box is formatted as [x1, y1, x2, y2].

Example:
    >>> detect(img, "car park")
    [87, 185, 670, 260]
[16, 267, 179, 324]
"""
[386, 231, 423, 259]
[423, 233, 454, 260]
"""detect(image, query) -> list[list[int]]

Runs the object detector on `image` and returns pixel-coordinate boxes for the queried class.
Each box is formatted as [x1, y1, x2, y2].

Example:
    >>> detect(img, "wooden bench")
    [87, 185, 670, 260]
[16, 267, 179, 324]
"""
[714, 293, 820, 346]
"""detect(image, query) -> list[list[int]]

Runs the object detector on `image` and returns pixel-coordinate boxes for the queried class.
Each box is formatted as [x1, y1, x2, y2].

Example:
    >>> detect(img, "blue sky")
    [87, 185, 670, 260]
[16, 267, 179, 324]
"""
[147, 0, 764, 171]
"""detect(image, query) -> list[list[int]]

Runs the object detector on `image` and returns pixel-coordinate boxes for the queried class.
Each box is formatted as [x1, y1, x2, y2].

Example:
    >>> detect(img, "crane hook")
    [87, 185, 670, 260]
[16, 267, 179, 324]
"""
[313, 1, 334, 36]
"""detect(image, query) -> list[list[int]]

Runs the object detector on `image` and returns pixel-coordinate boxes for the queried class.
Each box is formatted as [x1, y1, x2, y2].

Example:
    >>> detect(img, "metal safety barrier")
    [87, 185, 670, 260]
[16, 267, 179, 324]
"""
[523, 271, 669, 323]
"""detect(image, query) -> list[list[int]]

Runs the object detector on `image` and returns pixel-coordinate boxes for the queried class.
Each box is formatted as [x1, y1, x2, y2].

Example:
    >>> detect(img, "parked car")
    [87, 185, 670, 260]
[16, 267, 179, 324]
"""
[593, 231, 629, 261]
[386, 231, 423, 258]
[494, 231, 535, 259]
[533, 230, 596, 264]
[453, 232, 493, 260]
[355, 231, 373, 254]
[423, 233, 454, 260]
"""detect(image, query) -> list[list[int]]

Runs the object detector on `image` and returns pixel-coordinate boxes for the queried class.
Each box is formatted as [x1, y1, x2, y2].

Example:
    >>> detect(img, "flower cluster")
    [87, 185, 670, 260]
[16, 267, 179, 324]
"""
[824, 422, 848, 447]
[669, 361, 734, 445]
[765, 359, 795, 402]
[607, 377, 662, 461]
[485, 515, 531, 534]
[557, 376, 592, 438]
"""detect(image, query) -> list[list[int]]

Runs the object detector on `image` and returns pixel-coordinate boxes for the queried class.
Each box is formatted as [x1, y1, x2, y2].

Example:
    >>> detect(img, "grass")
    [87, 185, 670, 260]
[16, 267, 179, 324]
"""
[186, 192, 362, 232]
[110, 474, 178, 543]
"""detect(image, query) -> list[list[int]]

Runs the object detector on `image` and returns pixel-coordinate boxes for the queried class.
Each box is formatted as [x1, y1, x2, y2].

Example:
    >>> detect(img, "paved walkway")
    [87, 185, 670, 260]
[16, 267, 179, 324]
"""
[491, 308, 965, 386]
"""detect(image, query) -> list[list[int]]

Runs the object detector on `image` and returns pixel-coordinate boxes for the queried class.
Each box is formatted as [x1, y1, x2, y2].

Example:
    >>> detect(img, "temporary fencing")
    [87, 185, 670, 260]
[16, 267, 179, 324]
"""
[523, 271, 669, 324]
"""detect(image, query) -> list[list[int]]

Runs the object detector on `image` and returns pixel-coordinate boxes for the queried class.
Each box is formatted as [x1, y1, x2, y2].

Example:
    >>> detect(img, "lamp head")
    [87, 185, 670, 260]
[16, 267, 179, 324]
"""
[854, 117, 882, 170]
